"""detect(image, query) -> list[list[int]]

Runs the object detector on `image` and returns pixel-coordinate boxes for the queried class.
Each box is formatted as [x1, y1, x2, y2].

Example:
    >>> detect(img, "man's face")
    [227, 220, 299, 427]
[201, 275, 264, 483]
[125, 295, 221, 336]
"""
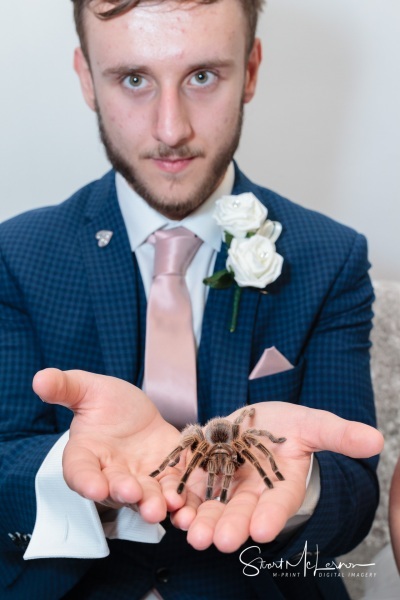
[75, 0, 261, 219]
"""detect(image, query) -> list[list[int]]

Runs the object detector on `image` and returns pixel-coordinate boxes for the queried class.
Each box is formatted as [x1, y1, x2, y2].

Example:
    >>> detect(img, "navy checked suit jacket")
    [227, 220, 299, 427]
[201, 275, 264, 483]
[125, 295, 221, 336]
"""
[0, 165, 378, 599]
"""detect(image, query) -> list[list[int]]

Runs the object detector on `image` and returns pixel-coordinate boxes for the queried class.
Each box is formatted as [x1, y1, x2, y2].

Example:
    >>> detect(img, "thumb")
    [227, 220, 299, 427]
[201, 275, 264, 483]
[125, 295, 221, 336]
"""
[334, 419, 384, 459]
[32, 368, 97, 411]
[32, 368, 160, 429]
[307, 409, 384, 458]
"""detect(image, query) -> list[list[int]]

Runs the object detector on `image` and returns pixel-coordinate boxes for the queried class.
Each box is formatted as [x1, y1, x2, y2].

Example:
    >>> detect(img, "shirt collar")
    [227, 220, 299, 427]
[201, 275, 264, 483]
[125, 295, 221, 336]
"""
[116, 162, 235, 252]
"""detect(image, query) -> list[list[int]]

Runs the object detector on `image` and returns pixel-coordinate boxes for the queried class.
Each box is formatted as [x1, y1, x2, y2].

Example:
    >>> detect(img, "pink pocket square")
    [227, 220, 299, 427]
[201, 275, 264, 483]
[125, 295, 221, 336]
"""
[249, 347, 294, 380]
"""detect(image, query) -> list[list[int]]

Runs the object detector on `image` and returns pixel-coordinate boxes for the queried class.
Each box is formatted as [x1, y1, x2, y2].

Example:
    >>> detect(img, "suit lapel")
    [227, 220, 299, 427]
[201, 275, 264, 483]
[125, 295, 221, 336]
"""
[79, 172, 146, 385]
[78, 167, 277, 417]
[197, 165, 264, 423]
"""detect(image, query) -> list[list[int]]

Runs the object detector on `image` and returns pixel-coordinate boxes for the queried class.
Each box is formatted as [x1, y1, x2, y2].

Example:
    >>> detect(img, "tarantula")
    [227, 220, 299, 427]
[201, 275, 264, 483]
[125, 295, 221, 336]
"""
[150, 407, 286, 503]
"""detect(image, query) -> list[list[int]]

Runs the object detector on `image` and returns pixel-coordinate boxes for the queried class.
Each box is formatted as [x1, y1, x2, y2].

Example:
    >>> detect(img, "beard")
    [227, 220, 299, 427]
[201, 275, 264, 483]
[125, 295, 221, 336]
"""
[95, 99, 244, 220]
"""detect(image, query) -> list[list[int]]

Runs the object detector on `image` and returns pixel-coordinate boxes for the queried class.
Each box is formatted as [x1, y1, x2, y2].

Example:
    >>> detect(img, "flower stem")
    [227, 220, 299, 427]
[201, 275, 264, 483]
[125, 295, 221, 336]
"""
[230, 286, 243, 333]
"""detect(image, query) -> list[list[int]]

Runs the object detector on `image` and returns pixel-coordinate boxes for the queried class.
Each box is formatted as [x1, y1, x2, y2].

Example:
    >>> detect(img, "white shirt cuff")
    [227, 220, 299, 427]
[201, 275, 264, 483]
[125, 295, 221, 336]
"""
[24, 431, 165, 560]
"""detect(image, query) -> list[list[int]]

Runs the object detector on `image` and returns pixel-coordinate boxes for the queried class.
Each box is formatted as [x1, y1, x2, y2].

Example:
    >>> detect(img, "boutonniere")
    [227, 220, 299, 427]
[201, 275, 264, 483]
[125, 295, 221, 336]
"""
[204, 192, 284, 332]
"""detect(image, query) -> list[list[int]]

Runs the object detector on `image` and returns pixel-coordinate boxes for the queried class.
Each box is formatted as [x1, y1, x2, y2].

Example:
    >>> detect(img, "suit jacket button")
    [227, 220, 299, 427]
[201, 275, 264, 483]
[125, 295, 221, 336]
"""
[155, 567, 170, 583]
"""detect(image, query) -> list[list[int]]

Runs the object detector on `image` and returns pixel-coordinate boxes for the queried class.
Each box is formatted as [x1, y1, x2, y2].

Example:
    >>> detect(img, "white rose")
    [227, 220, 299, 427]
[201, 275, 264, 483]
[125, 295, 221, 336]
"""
[214, 193, 267, 239]
[226, 235, 283, 289]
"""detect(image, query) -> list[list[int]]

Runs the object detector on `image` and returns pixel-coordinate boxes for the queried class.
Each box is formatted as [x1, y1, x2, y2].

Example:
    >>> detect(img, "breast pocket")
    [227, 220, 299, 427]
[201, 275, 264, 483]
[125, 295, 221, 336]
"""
[248, 358, 305, 404]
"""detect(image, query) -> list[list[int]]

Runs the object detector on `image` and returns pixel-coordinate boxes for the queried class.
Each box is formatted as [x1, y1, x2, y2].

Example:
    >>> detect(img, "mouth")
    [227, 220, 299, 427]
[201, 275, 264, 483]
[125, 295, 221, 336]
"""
[151, 156, 196, 174]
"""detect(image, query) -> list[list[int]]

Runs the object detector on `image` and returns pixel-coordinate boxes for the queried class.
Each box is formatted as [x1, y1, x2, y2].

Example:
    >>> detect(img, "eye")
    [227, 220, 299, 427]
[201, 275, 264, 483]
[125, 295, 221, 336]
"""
[123, 74, 147, 90]
[189, 70, 217, 87]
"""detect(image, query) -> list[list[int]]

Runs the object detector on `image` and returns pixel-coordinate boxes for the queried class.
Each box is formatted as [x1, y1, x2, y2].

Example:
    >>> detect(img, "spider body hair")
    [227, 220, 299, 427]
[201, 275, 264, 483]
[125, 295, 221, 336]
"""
[150, 407, 286, 503]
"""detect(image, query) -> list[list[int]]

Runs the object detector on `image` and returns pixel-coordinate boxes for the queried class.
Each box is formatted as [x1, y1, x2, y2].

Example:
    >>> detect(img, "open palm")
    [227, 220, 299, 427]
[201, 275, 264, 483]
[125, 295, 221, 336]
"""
[157, 402, 383, 552]
[33, 368, 182, 523]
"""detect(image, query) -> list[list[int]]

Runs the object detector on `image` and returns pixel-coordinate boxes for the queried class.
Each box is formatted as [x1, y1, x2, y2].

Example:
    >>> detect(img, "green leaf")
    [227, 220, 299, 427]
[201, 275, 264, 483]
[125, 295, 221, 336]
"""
[224, 232, 234, 247]
[203, 269, 234, 289]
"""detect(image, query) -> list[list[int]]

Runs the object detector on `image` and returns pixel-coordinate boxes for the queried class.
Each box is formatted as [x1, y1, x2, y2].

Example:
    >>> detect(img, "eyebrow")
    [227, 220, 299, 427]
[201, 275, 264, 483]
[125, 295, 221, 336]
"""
[101, 59, 235, 78]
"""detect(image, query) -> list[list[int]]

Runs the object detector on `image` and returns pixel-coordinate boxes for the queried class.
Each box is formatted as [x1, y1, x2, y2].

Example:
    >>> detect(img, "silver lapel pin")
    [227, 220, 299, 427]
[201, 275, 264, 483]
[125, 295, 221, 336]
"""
[96, 230, 114, 248]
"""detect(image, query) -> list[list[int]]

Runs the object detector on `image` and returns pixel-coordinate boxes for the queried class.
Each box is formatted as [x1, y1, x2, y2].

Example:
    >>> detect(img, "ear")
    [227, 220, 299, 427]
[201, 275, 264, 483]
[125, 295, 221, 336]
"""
[243, 38, 262, 104]
[74, 47, 96, 111]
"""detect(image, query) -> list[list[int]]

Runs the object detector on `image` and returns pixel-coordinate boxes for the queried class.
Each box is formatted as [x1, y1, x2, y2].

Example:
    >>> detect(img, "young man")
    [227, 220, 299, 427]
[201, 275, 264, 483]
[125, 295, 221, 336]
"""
[0, 1, 382, 598]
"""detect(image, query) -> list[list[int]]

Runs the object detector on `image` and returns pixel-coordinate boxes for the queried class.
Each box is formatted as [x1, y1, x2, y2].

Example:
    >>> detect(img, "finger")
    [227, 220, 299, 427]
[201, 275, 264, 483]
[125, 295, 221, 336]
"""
[249, 477, 305, 543]
[102, 464, 169, 523]
[158, 472, 187, 512]
[136, 476, 169, 524]
[170, 504, 197, 532]
[187, 457, 308, 552]
[169, 488, 203, 531]
[186, 500, 226, 551]
[159, 472, 203, 530]
[191, 483, 304, 553]
[211, 491, 259, 552]
[63, 443, 111, 502]
[105, 465, 145, 505]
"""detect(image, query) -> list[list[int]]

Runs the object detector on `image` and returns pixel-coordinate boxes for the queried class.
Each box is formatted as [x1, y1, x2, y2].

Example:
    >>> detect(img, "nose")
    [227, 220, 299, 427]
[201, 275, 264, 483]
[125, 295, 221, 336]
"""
[153, 87, 193, 148]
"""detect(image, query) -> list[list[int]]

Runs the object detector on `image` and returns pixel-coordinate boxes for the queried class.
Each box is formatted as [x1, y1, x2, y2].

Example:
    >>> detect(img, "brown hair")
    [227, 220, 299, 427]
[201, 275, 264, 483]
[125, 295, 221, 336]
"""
[71, 0, 265, 60]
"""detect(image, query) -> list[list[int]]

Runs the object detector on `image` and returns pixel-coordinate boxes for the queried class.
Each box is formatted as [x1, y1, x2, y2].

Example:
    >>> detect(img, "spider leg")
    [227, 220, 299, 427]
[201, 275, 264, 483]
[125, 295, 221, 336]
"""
[245, 428, 286, 444]
[149, 445, 185, 477]
[233, 407, 255, 425]
[219, 461, 237, 503]
[181, 425, 205, 441]
[232, 407, 255, 439]
[177, 441, 209, 495]
[149, 428, 204, 477]
[235, 443, 275, 489]
[219, 475, 233, 504]
[243, 434, 285, 481]
[205, 464, 216, 501]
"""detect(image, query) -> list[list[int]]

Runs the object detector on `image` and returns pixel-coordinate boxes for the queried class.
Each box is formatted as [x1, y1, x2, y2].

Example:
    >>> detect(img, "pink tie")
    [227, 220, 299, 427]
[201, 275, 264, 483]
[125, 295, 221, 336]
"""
[144, 227, 203, 429]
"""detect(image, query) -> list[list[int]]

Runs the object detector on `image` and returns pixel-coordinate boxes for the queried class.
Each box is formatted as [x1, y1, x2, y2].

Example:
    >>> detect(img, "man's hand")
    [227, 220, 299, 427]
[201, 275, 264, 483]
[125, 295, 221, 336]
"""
[33, 368, 181, 523]
[32, 371, 384, 553]
[158, 402, 384, 552]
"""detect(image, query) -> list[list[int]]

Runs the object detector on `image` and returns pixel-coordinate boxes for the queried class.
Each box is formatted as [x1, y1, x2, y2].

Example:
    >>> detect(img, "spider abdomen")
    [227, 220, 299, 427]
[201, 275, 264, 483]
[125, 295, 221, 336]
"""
[205, 419, 233, 444]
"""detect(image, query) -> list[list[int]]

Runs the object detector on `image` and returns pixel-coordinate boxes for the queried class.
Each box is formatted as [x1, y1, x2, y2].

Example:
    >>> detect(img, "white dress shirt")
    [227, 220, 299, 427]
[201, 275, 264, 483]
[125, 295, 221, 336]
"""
[25, 163, 319, 570]
[116, 163, 234, 345]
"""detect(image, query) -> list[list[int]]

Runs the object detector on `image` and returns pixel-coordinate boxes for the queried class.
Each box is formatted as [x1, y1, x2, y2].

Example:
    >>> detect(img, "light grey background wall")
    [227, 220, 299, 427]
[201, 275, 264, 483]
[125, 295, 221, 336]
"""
[1, 0, 399, 279]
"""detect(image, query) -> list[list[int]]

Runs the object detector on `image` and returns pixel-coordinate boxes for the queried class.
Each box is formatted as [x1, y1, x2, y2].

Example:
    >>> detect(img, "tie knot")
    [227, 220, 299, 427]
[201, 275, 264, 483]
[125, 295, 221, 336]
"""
[149, 227, 203, 277]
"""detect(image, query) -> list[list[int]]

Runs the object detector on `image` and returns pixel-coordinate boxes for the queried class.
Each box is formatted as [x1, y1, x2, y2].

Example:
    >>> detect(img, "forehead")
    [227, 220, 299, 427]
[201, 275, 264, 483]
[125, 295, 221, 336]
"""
[84, 0, 248, 70]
